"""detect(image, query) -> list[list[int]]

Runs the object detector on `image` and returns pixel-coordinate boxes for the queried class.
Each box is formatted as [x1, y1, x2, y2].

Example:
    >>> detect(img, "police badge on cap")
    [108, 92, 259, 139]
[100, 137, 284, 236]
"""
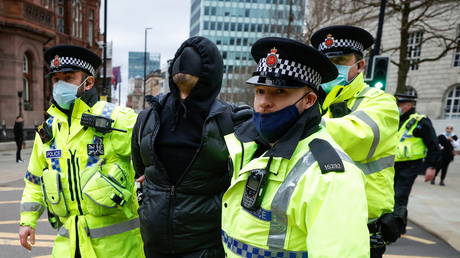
[45, 45, 102, 77]
[311, 25, 374, 58]
[246, 37, 338, 91]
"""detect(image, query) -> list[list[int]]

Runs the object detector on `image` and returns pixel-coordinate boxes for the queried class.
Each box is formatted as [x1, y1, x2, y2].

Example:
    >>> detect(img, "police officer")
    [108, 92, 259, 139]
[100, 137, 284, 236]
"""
[221, 37, 369, 257]
[394, 93, 440, 233]
[19, 45, 144, 258]
[311, 25, 400, 257]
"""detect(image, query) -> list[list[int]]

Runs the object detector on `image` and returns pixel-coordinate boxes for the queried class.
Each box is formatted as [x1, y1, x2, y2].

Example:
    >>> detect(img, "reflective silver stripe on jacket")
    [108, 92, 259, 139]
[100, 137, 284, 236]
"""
[352, 110, 380, 160]
[20, 202, 45, 214]
[268, 148, 355, 249]
[351, 87, 373, 112]
[58, 227, 69, 238]
[88, 218, 140, 239]
[267, 152, 315, 248]
[356, 155, 395, 175]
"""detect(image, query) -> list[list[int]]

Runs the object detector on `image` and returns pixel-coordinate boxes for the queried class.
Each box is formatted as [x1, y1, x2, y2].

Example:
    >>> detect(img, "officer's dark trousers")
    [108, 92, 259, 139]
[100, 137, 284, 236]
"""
[394, 161, 422, 210]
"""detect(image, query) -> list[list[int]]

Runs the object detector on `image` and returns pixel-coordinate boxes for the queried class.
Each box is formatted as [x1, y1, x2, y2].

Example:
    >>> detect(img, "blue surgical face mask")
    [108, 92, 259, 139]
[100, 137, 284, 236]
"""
[320, 62, 359, 93]
[52, 78, 88, 110]
[253, 92, 308, 143]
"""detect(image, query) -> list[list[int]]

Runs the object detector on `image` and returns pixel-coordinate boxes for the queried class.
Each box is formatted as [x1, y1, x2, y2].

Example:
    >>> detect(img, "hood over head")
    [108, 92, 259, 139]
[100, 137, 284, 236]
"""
[168, 36, 223, 110]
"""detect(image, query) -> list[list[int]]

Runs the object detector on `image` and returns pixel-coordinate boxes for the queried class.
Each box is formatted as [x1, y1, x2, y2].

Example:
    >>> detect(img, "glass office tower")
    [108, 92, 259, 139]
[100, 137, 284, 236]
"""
[128, 51, 161, 79]
[190, 0, 305, 104]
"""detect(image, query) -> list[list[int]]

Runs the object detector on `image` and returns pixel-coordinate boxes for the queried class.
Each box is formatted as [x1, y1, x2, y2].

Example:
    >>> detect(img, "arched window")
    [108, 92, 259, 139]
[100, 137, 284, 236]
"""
[72, 0, 83, 39]
[444, 85, 460, 119]
[23, 54, 33, 110]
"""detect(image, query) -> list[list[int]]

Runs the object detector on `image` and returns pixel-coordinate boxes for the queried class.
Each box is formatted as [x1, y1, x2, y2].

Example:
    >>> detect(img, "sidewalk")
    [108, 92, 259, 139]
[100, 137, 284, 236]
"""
[408, 158, 460, 252]
[0, 148, 31, 184]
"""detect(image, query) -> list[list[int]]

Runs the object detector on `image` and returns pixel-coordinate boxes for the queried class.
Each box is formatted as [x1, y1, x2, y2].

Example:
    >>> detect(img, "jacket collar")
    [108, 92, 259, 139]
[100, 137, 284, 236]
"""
[322, 73, 366, 110]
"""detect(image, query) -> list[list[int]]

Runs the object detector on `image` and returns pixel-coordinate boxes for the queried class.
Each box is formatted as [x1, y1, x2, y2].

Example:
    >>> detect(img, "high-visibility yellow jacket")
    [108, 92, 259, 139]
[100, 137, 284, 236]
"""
[222, 126, 369, 258]
[322, 73, 399, 220]
[395, 113, 427, 162]
[20, 98, 144, 258]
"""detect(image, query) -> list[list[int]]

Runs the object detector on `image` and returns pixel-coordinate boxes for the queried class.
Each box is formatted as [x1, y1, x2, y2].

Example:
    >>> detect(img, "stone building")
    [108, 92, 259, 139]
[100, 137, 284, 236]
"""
[0, 0, 101, 141]
[145, 69, 164, 97]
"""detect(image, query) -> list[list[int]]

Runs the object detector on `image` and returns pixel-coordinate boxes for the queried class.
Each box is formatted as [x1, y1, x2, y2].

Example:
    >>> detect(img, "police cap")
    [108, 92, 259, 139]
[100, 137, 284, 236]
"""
[45, 45, 102, 77]
[246, 37, 338, 91]
[395, 93, 417, 103]
[310, 25, 374, 58]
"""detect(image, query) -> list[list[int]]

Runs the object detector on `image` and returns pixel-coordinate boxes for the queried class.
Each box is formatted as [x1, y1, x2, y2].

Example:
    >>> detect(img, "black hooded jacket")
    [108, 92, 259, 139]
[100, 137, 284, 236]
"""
[131, 37, 251, 255]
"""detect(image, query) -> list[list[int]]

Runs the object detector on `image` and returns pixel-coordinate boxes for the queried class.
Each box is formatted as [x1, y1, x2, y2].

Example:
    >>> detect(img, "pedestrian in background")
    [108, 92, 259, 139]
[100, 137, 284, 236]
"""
[433, 125, 458, 185]
[394, 93, 440, 234]
[14, 116, 24, 163]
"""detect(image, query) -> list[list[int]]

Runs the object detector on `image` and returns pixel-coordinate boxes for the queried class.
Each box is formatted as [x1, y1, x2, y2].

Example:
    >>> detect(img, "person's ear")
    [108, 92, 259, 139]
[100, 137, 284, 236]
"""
[356, 59, 365, 73]
[84, 76, 95, 90]
[302, 91, 317, 110]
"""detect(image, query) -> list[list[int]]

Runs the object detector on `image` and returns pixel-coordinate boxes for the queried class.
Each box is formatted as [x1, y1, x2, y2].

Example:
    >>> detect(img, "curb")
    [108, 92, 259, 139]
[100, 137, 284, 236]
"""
[408, 217, 460, 252]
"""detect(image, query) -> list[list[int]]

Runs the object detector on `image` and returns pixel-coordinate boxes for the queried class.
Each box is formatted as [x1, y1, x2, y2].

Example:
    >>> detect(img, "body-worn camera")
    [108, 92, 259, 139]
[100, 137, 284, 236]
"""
[81, 113, 127, 134]
[241, 168, 269, 211]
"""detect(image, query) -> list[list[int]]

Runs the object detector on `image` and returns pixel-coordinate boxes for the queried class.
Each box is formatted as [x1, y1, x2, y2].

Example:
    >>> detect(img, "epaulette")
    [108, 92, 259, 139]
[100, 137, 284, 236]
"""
[309, 138, 345, 174]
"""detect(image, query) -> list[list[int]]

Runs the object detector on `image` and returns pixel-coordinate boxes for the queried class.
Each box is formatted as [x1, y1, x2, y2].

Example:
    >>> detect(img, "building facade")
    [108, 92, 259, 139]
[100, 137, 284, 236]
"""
[128, 51, 161, 79]
[0, 0, 101, 141]
[190, 0, 305, 104]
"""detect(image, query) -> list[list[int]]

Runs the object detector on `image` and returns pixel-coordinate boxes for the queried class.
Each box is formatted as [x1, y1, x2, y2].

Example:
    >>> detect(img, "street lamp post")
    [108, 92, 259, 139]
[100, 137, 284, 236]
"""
[17, 91, 23, 117]
[143, 27, 152, 109]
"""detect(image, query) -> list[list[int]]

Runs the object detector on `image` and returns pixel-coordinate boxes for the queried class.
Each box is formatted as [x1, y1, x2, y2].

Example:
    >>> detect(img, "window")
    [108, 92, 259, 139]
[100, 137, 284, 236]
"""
[23, 54, 32, 110]
[42, 0, 54, 9]
[217, 22, 222, 30]
[405, 86, 417, 97]
[204, 21, 209, 30]
[204, 6, 210, 15]
[56, 0, 65, 33]
[444, 85, 460, 119]
[245, 9, 250, 17]
[407, 31, 423, 70]
[88, 10, 94, 46]
[72, 0, 83, 38]
[453, 24, 460, 67]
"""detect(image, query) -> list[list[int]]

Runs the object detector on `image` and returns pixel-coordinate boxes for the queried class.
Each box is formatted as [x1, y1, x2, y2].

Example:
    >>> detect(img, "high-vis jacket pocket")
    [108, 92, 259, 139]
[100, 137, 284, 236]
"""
[81, 162, 132, 216]
[41, 169, 69, 217]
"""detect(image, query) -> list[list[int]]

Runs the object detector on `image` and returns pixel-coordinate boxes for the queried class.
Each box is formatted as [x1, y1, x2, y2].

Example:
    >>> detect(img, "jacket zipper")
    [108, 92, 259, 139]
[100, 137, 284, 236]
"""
[76, 158, 83, 200]
[67, 159, 75, 201]
[70, 151, 83, 215]
[169, 185, 175, 253]
[240, 140, 245, 170]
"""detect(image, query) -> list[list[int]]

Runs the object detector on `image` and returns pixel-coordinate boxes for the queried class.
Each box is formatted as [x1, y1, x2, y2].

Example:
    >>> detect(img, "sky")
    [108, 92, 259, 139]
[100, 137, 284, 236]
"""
[100, 0, 191, 105]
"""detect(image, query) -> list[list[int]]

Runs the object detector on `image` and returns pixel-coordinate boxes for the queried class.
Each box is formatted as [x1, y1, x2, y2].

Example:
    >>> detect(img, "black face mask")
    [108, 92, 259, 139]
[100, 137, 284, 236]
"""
[171, 47, 202, 77]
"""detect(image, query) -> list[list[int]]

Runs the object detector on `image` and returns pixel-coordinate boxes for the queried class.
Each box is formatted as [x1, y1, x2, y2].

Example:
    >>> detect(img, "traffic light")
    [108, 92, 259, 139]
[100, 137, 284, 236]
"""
[365, 56, 389, 91]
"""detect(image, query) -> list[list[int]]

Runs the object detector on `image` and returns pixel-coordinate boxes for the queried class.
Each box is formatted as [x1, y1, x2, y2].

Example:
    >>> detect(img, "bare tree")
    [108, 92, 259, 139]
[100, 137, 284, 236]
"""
[350, 0, 460, 93]
[303, 0, 377, 42]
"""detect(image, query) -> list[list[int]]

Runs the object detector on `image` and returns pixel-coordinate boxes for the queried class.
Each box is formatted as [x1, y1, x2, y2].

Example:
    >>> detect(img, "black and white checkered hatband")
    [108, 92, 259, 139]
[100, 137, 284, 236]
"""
[255, 57, 322, 89]
[50, 56, 96, 76]
[319, 38, 364, 53]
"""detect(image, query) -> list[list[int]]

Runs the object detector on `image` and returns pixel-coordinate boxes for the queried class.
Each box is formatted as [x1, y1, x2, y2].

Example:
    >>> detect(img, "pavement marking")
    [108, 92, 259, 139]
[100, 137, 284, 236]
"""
[0, 238, 53, 247]
[0, 200, 20, 204]
[0, 187, 23, 191]
[0, 218, 47, 225]
[401, 234, 437, 245]
[0, 232, 55, 241]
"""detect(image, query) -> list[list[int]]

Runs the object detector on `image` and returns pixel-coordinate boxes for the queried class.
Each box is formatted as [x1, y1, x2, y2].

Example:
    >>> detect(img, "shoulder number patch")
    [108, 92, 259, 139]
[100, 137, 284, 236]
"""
[309, 138, 344, 174]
